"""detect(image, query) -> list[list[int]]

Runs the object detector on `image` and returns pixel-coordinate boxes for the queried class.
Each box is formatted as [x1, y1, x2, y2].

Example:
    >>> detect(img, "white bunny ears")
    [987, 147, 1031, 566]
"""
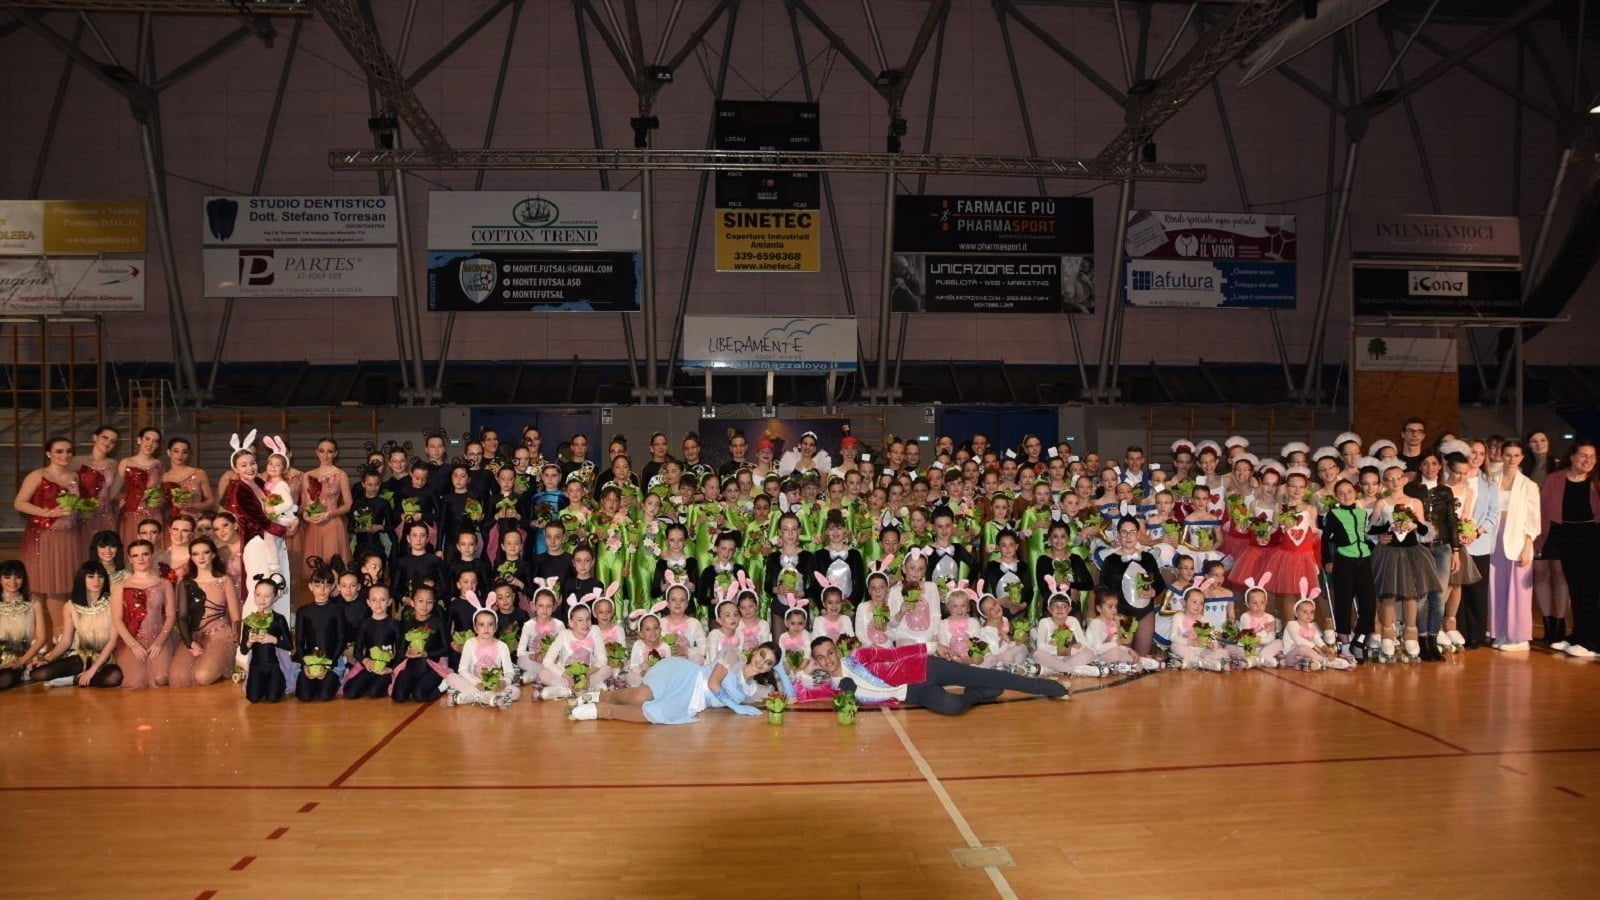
[1294, 576, 1322, 612]
[1242, 572, 1273, 596]
[576, 582, 623, 611]
[627, 601, 668, 626]
[228, 429, 258, 466]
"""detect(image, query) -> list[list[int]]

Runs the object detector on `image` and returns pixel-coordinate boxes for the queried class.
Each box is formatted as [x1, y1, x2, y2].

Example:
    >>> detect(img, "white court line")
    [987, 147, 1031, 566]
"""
[883, 709, 1019, 900]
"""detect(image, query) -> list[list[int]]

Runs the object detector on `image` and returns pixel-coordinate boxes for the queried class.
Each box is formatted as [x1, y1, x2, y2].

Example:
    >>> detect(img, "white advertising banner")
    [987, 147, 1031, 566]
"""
[681, 316, 857, 372]
[1348, 213, 1521, 264]
[0, 201, 45, 255]
[202, 195, 396, 246]
[427, 191, 642, 251]
[0, 258, 145, 312]
[1354, 335, 1459, 372]
[202, 247, 398, 298]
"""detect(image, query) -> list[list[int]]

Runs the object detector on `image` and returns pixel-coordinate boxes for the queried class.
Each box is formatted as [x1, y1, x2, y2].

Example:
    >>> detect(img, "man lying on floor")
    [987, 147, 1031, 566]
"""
[791, 636, 1068, 714]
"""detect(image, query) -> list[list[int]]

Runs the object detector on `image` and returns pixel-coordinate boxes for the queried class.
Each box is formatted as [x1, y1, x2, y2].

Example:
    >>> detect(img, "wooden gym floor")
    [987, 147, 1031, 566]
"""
[2, 649, 1598, 899]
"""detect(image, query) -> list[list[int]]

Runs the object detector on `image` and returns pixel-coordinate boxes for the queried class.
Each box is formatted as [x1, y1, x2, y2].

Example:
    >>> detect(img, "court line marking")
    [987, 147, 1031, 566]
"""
[6, 748, 1595, 794]
[327, 699, 436, 787]
[1554, 785, 1586, 799]
[884, 709, 1019, 900]
[1264, 670, 1471, 753]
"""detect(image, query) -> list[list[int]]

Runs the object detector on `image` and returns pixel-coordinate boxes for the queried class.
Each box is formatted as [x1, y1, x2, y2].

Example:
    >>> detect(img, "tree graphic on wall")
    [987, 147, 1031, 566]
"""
[1366, 337, 1388, 361]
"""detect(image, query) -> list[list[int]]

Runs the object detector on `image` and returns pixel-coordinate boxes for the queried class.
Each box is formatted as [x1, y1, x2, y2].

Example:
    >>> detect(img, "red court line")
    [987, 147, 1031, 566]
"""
[297, 802, 317, 813]
[267, 827, 288, 840]
[1265, 670, 1471, 753]
[1554, 785, 1586, 798]
[230, 856, 255, 871]
[327, 699, 436, 788]
[195, 892, 217, 900]
[5, 747, 1595, 794]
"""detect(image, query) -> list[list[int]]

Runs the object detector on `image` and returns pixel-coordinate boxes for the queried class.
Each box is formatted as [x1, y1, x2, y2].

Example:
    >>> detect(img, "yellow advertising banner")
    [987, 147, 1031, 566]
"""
[41, 200, 147, 254]
[714, 208, 820, 272]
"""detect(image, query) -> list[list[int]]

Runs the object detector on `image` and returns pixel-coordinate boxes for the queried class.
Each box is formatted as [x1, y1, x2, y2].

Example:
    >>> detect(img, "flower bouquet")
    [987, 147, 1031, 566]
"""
[776, 568, 801, 596]
[1457, 518, 1478, 541]
[1236, 627, 1260, 658]
[141, 486, 166, 509]
[244, 611, 274, 635]
[1192, 622, 1217, 648]
[1249, 515, 1275, 545]
[564, 661, 591, 691]
[605, 642, 629, 668]
[531, 501, 555, 527]
[353, 508, 376, 532]
[1116, 616, 1138, 644]
[538, 633, 558, 657]
[55, 492, 99, 517]
[1193, 527, 1215, 549]
[835, 634, 861, 658]
[715, 570, 736, 595]
[1390, 506, 1415, 531]
[1011, 617, 1031, 644]
[1171, 481, 1196, 502]
[783, 649, 804, 670]
[1052, 558, 1074, 585]
[302, 652, 333, 679]
[870, 603, 891, 631]
[902, 586, 923, 611]
[1133, 572, 1154, 596]
[1003, 581, 1025, 608]
[169, 486, 195, 508]
[495, 495, 519, 517]
[478, 665, 504, 692]
[764, 693, 788, 725]
[303, 500, 325, 521]
[515, 474, 532, 494]
[1226, 495, 1249, 528]
[833, 688, 860, 725]
[464, 499, 484, 523]
[1051, 627, 1076, 655]
[646, 647, 666, 668]
[1275, 505, 1301, 528]
[404, 625, 432, 655]
[968, 639, 992, 664]
[400, 497, 422, 520]
[1317, 493, 1337, 514]
[366, 645, 395, 675]
[496, 560, 519, 583]
[452, 629, 473, 649]
[1220, 620, 1241, 645]
[1075, 508, 1104, 531]
[497, 626, 519, 656]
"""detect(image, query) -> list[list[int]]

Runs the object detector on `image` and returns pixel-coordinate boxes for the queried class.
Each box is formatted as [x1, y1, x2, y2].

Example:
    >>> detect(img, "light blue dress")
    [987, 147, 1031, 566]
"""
[641, 656, 762, 724]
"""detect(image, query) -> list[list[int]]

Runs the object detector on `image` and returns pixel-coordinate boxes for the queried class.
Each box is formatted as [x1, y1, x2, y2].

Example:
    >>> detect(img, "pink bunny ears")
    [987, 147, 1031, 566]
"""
[529, 577, 561, 601]
[1042, 575, 1074, 604]
[722, 572, 758, 603]
[866, 555, 895, 582]
[262, 434, 290, 460]
[1296, 576, 1321, 604]
[782, 597, 811, 619]
[627, 601, 667, 625]
[1243, 573, 1273, 594]
[945, 578, 983, 600]
[577, 581, 623, 610]
[461, 589, 493, 615]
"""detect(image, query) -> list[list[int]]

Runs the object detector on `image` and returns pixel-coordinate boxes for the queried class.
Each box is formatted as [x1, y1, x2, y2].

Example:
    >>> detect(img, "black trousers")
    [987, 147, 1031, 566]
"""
[1554, 524, 1600, 650]
[1458, 554, 1492, 646]
[903, 656, 1066, 715]
[245, 646, 285, 703]
[1329, 555, 1377, 637]
[391, 660, 443, 702]
[295, 667, 341, 701]
[24, 656, 122, 688]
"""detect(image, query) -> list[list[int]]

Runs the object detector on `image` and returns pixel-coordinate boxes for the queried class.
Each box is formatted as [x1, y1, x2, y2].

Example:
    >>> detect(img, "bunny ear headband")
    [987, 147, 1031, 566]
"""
[1242, 572, 1273, 593]
[462, 589, 493, 615]
[783, 597, 811, 617]
[565, 593, 591, 614]
[813, 572, 840, 592]
[229, 429, 258, 465]
[261, 434, 289, 461]
[627, 601, 668, 626]
[1297, 576, 1322, 604]
[1042, 575, 1074, 605]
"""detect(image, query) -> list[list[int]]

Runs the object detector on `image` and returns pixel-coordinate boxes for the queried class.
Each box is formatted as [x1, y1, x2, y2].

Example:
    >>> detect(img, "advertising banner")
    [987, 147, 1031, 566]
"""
[1122, 210, 1296, 308]
[1348, 213, 1520, 264]
[891, 253, 1094, 313]
[681, 316, 856, 371]
[427, 191, 641, 252]
[1350, 265, 1522, 316]
[0, 258, 145, 312]
[426, 251, 640, 312]
[201, 195, 395, 246]
[202, 247, 398, 298]
[713, 208, 821, 272]
[713, 100, 822, 273]
[1353, 335, 1460, 441]
[891, 195, 1094, 313]
[0, 199, 146, 255]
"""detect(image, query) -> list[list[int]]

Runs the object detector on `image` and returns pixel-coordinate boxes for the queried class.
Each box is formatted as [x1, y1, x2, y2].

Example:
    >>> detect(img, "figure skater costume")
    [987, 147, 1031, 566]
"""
[21, 474, 79, 596]
[539, 624, 607, 699]
[515, 614, 566, 682]
[636, 647, 766, 725]
[1236, 609, 1284, 667]
[935, 613, 981, 662]
[118, 460, 166, 546]
[594, 519, 633, 611]
[168, 575, 236, 688]
[1169, 614, 1229, 671]
[238, 609, 293, 702]
[77, 456, 118, 555]
[1099, 549, 1166, 621]
[29, 593, 121, 687]
[299, 471, 349, 576]
[290, 599, 347, 701]
[1284, 617, 1351, 669]
[1370, 499, 1446, 599]
[889, 580, 941, 649]
[1031, 614, 1094, 673]
[1260, 508, 1323, 588]
[119, 581, 174, 690]
[855, 597, 895, 649]
[1082, 617, 1141, 667]
[0, 592, 37, 689]
[221, 473, 292, 624]
[391, 608, 447, 702]
[814, 612, 854, 642]
[342, 615, 403, 699]
[446, 635, 520, 708]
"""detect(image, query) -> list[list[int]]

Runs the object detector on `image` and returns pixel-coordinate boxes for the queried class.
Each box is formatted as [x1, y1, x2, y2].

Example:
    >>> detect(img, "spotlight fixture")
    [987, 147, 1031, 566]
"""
[367, 113, 399, 149]
[886, 117, 907, 154]
[645, 65, 673, 83]
[630, 115, 659, 149]
[874, 69, 904, 89]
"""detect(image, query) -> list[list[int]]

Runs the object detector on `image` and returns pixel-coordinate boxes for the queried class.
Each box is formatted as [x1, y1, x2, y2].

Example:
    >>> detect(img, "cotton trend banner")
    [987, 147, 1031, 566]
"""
[1121, 210, 1296, 308]
[427, 191, 642, 311]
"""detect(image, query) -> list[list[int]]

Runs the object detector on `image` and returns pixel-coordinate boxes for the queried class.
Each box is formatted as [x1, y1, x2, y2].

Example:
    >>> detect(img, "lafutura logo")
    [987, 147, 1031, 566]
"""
[512, 197, 559, 227]
[1130, 269, 1215, 291]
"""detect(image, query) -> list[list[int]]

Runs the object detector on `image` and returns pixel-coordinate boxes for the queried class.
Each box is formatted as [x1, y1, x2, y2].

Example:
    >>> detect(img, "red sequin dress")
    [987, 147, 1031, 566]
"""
[77, 458, 118, 552]
[119, 581, 173, 690]
[119, 462, 166, 545]
[165, 469, 208, 520]
[22, 477, 79, 595]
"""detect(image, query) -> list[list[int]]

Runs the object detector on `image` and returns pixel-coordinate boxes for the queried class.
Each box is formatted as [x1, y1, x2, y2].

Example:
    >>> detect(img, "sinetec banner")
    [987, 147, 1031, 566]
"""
[1122, 210, 1296, 309]
[681, 316, 856, 372]
[0, 199, 147, 255]
[202, 196, 395, 246]
[426, 192, 642, 311]
[0, 258, 145, 312]
[891, 195, 1095, 313]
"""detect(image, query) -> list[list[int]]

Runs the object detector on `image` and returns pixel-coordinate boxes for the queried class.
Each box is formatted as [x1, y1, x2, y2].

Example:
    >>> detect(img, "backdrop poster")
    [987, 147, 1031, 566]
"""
[681, 316, 856, 371]
[202, 247, 398, 298]
[1353, 335, 1460, 444]
[696, 418, 851, 472]
[202, 195, 395, 246]
[1122, 210, 1296, 309]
